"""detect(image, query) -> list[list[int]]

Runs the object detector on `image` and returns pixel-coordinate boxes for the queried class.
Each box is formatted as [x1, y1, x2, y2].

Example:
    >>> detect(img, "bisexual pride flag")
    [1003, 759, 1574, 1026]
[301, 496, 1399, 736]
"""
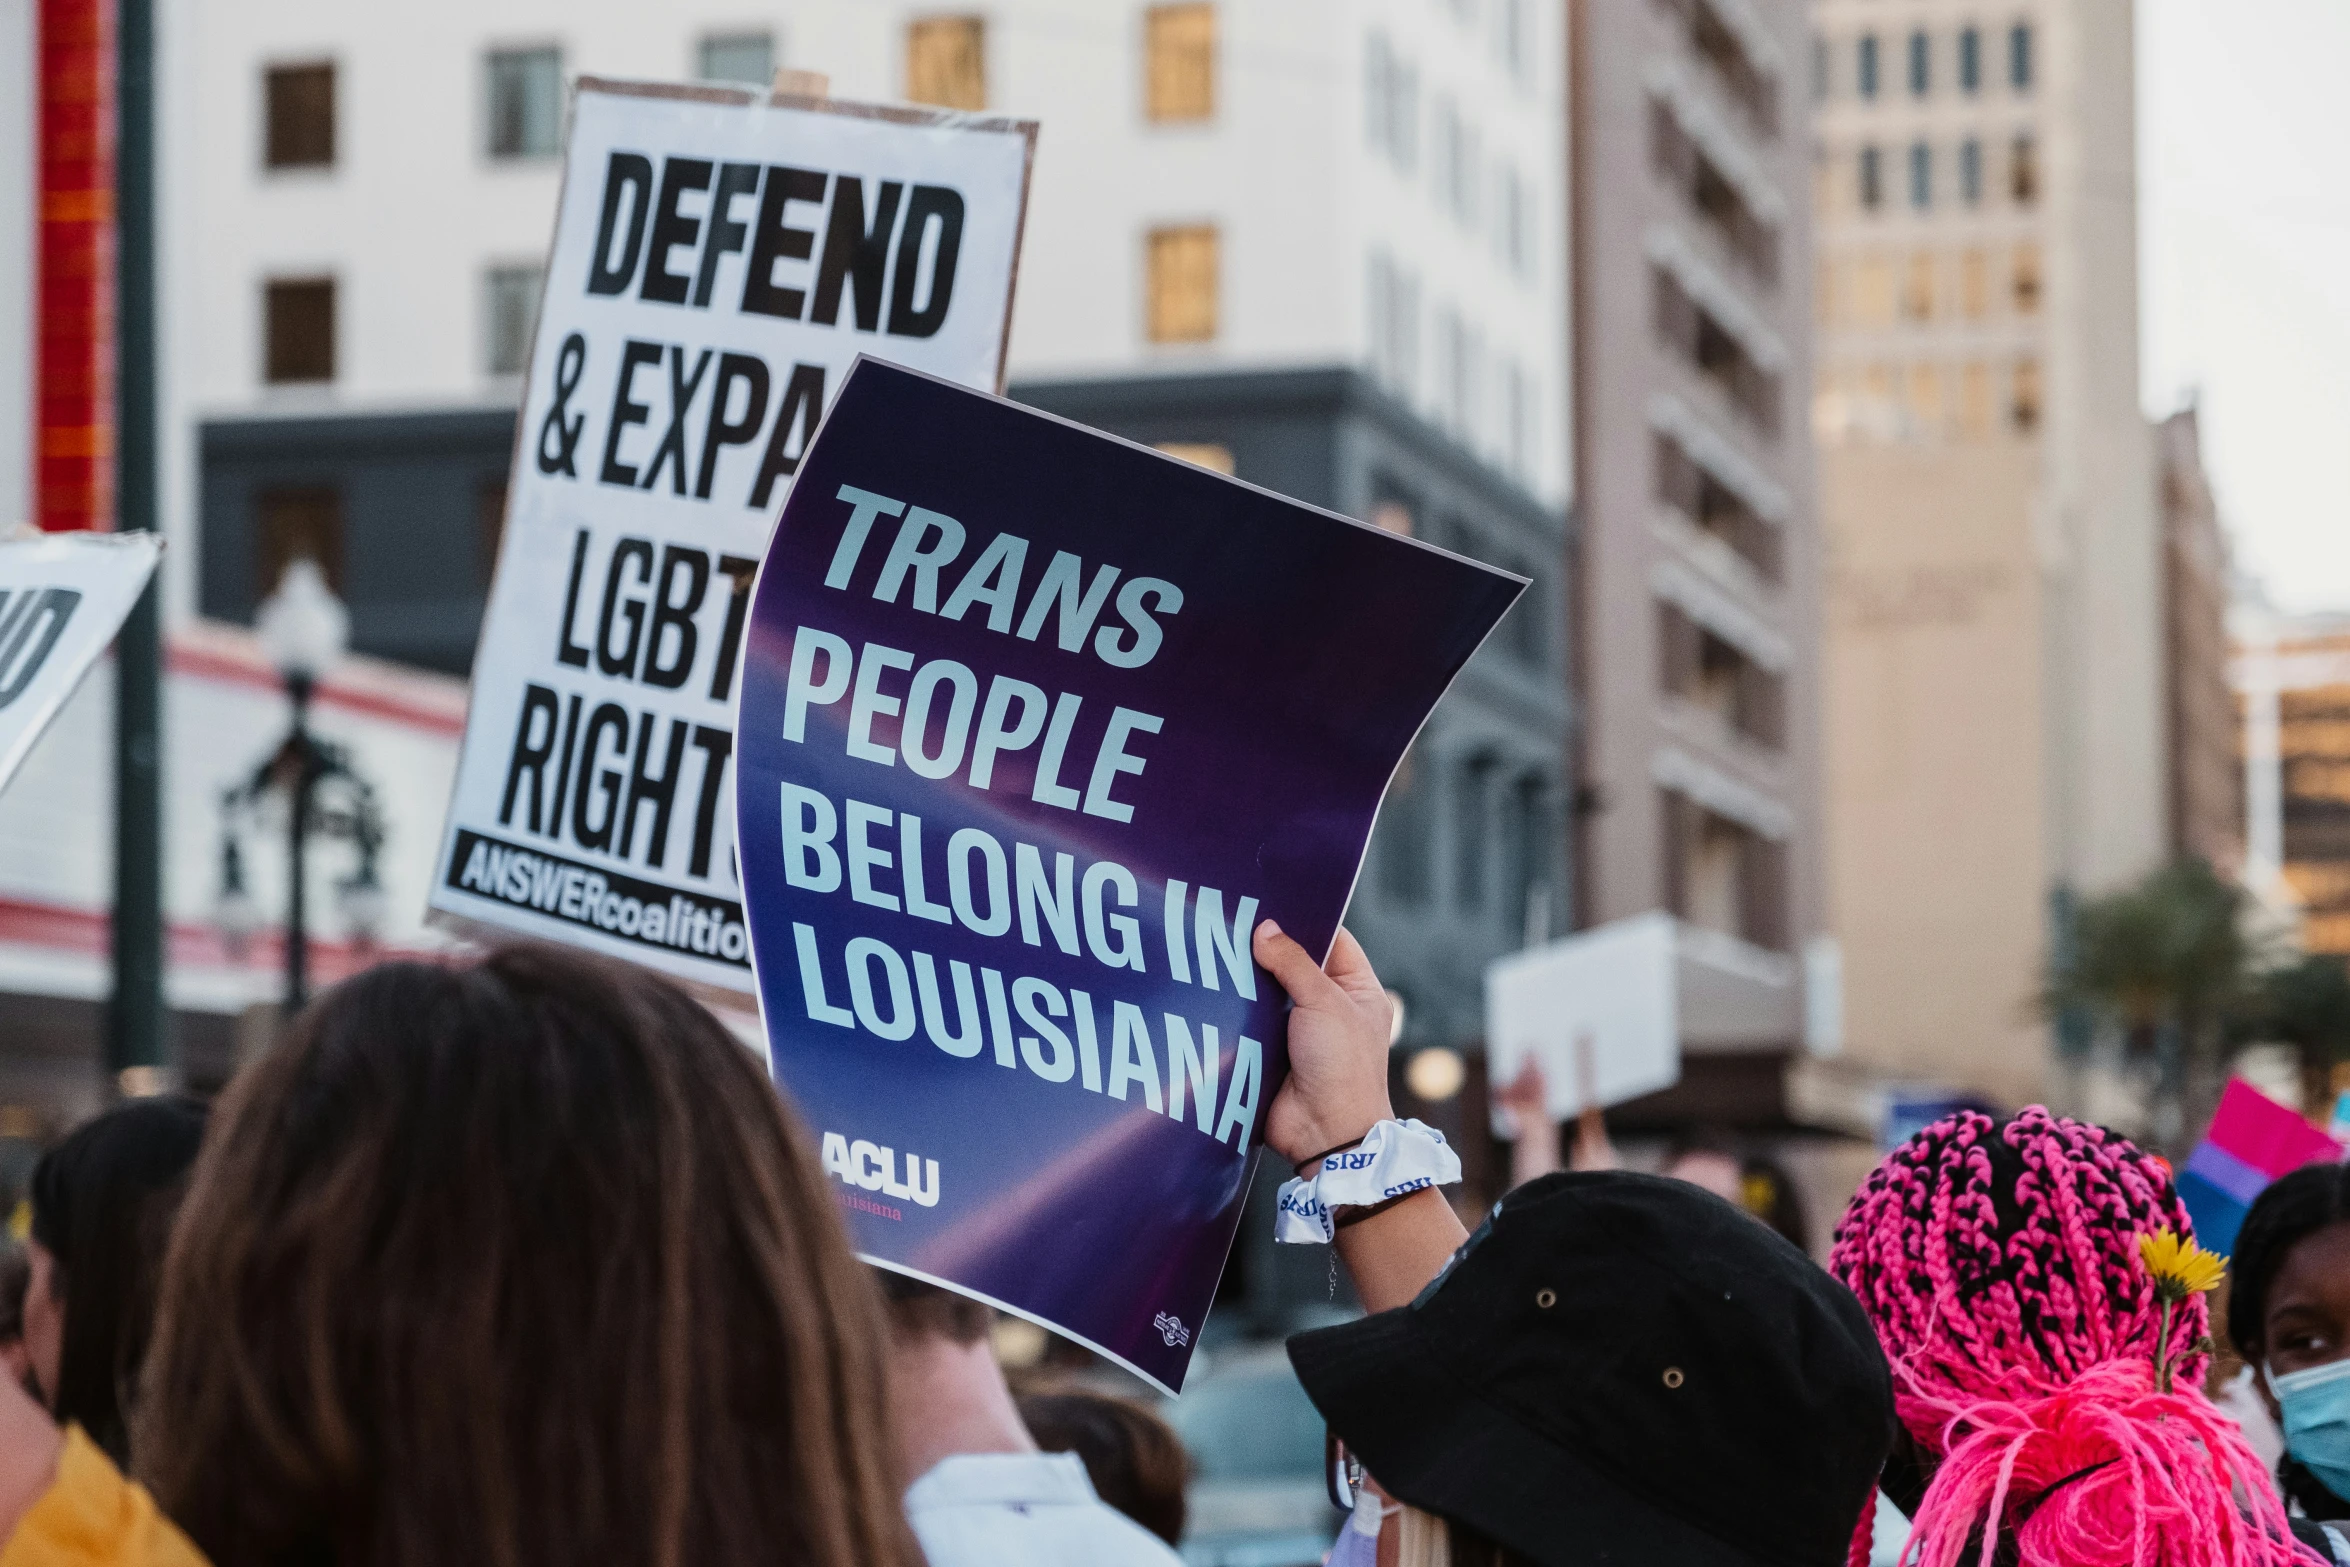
[2178, 1077, 2344, 1255]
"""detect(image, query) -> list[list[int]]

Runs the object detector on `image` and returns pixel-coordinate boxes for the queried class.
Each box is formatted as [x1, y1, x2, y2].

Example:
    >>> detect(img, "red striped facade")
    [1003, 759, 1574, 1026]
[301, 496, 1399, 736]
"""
[36, 0, 115, 532]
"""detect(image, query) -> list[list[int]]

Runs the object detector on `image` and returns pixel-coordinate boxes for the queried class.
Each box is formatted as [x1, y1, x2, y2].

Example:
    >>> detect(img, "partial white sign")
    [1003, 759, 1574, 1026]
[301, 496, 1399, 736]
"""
[1485, 910, 1681, 1131]
[0, 531, 163, 796]
[429, 79, 1036, 989]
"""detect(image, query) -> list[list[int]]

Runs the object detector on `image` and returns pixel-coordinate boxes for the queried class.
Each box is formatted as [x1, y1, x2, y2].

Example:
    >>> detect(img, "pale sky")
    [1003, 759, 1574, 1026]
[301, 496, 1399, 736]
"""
[2139, 0, 2350, 616]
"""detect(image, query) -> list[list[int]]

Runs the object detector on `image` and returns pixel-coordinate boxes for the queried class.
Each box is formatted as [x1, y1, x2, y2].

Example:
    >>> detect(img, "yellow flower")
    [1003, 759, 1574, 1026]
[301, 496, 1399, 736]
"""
[2138, 1229, 2226, 1302]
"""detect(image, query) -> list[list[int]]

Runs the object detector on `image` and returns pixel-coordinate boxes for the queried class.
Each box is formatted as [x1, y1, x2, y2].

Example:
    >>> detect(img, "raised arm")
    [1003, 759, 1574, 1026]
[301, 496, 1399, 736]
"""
[1254, 921, 1470, 1313]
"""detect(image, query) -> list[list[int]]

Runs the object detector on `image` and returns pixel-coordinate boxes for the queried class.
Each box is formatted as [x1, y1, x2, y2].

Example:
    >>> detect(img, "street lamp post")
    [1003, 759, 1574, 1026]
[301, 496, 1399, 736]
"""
[221, 560, 384, 1014]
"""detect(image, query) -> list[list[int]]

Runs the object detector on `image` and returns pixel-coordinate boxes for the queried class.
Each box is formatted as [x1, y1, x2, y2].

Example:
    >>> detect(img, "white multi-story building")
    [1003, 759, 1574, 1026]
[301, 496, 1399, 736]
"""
[2, 4, 1573, 1114]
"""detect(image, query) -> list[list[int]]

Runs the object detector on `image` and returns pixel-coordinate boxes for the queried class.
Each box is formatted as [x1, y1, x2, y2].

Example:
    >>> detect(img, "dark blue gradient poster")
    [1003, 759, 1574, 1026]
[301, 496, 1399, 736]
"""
[736, 359, 1520, 1390]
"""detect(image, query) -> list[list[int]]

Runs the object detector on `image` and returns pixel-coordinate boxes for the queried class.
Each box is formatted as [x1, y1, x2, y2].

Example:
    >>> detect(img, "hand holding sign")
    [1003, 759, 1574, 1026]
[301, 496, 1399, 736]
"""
[1251, 922, 1396, 1169]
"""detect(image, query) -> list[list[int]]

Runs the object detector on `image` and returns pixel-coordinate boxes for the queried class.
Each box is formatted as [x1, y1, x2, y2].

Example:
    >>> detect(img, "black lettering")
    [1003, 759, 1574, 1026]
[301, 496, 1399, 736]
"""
[748, 361, 826, 509]
[0, 588, 79, 708]
[596, 537, 656, 678]
[586, 152, 655, 295]
[686, 725, 735, 878]
[548, 693, 585, 838]
[887, 185, 965, 339]
[740, 165, 828, 319]
[708, 555, 759, 703]
[598, 340, 665, 487]
[811, 176, 903, 330]
[620, 713, 691, 868]
[691, 162, 762, 308]
[556, 529, 593, 668]
[644, 546, 708, 691]
[571, 703, 633, 852]
[640, 346, 714, 497]
[696, 352, 771, 500]
[640, 157, 714, 306]
[498, 683, 562, 832]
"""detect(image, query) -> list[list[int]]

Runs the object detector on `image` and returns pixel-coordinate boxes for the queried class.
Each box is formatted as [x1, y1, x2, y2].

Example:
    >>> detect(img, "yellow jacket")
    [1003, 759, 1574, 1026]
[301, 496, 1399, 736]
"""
[0, 1429, 206, 1567]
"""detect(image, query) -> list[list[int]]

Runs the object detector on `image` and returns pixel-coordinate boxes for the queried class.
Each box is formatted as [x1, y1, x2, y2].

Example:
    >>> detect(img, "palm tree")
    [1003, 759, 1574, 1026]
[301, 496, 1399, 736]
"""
[2042, 858, 2261, 1149]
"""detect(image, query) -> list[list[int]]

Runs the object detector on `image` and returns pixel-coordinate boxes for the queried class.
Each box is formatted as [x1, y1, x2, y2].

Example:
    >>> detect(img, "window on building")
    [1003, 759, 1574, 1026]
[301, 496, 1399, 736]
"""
[1859, 144, 1883, 210]
[1654, 267, 1779, 433]
[476, 474, 509, 582]
[264, 277, 335, 384]
[1812, 34, 1829, 102]
[2011, 132, 2038, 205]
[1958, 361, 1993, 437]
[1687, 0, 1779, 137]
[1908, 30, 1930, 95]
[256, 486, 345, 599]
[1959, 26, 1982, 92]
[1655, 432, 1781, 579]
[1902, 251, 1934, 320]
[1376, 746, 1434, 905]
[1364, 32, 1420, 172]
[1455, 753, 1496, 910]
[1503, 560, 1545, 663]
[486, 48, 562, 159]
[484, 264, 542, 377]
[1434, 309, 1481, 437]
[1959, 137, 1983, 203]
[1499, 0, 1534, 86]
[1497, 163, 1534, 277]
[698, 33, 775, 86]
[1959, 247, 1989, 317]
[264, 62, 335, 169]
[1857, 33, 1880, 99]
[907, 16, 986, 110]
[1908, 141, 1931, 209]
[1146, 4, 1215, 122]
[2009, 22, 2033, 91]
[1146, 225, 1218, 343]
[1855, 252, 1894, 325]
[2012, 356, 2042, 432]
[2011, 242, 2042, 314]
[1367, 250, 1421, 395]
[1906, 362, 1943, 434]
[1433, 97, 1480, 230]
[1660, 790, 1787, 949]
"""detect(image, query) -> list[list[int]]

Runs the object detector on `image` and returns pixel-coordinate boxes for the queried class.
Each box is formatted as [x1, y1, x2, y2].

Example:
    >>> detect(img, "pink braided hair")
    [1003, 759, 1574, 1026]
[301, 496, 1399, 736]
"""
[1829, 1108, 2312, 1567]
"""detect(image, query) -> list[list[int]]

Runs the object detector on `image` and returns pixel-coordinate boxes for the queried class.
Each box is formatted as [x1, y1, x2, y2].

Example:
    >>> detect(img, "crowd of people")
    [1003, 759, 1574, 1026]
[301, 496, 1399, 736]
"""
[0, 926, 2346, 1567]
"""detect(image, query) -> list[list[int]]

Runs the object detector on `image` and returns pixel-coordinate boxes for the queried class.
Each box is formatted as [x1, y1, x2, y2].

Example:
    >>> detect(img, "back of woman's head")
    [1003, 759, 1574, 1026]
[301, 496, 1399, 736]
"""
[28, 1093, 206, 1462]
[137, 945, 915, 1567]
[1831, 1107, 2298, 1567]
[1016, 1389, 1190, 1546]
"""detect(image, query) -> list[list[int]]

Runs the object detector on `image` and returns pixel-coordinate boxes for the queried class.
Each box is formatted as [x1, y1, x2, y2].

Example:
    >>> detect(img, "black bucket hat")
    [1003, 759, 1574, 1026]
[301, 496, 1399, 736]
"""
[1287, 1171, 1894, 1567]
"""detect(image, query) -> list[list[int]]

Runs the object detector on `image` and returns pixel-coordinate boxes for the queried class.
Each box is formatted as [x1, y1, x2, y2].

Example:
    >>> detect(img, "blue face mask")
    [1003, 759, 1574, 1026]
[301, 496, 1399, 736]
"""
[2270, 1357, 2350, 1499]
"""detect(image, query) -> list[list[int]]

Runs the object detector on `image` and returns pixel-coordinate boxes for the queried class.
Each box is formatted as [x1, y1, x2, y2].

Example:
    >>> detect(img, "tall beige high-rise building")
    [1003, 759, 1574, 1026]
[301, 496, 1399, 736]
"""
[1569, 0, 1825, 1111]
[1812, 1, 2163, 1109]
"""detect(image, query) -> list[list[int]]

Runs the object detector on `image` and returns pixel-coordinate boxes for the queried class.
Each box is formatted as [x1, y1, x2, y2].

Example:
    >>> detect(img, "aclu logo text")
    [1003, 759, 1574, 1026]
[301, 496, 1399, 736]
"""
[821, 1132, 941, 1208]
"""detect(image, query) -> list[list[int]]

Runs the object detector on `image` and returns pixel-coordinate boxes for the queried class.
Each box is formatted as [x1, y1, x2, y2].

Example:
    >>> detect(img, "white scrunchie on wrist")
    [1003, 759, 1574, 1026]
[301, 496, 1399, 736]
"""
[1274, 1118, 1462, 1245]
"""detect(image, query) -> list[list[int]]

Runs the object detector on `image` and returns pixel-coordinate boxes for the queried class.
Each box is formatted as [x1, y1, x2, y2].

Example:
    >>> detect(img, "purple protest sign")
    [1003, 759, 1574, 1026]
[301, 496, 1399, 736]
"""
[735, 358, 1522, 1390]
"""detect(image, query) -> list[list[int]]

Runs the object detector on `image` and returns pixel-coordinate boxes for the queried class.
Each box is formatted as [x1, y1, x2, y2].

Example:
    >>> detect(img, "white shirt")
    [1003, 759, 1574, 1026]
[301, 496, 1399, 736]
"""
[905, 1451, 1184, 1567]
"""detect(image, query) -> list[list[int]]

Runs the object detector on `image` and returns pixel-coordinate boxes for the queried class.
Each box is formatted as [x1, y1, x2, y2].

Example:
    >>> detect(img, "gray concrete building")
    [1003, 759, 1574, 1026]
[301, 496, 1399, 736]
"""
[1568, 0, 1826, 1119]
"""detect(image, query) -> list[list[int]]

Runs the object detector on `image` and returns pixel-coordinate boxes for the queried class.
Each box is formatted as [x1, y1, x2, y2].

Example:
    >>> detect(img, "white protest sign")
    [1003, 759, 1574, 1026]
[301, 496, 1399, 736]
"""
[1485, 910, 1681, 1131]
[429, 80, 1035, 989]
[0, 532, 164, 797]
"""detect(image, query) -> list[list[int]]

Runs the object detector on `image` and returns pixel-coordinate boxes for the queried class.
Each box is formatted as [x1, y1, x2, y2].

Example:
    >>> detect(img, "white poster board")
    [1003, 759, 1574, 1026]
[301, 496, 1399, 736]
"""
[1485, 910, 1680, 1132]
[428, 79, 1036, 990]
[0, 531, 163, 796]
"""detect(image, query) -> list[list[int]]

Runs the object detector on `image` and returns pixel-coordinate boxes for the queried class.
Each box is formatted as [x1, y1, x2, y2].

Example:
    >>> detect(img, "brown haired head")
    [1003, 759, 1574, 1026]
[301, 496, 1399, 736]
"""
[136, 945, 917, 1567]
